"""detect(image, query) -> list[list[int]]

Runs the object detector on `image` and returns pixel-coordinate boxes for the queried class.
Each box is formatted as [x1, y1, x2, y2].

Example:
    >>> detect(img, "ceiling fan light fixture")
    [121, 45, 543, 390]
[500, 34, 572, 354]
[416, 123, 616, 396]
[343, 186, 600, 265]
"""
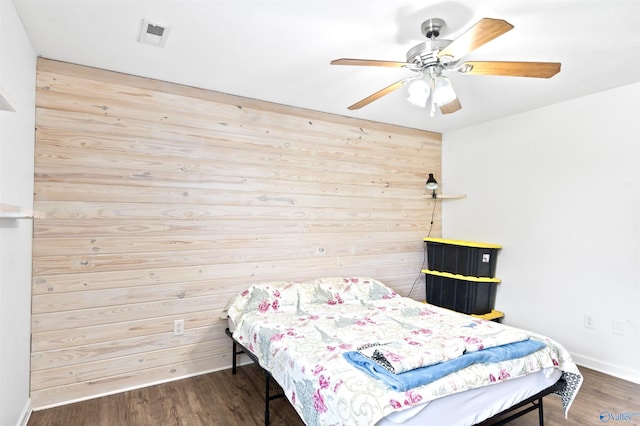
[407, 79, 430, 108]
[432, 75, 456, 106]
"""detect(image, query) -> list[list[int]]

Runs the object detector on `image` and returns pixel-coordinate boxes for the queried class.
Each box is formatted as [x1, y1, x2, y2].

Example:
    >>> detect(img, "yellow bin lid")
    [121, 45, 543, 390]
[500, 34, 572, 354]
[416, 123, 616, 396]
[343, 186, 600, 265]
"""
[424, 237, 502, 249]
[471, 310, 505, 321]
[422, 269, 501, 283]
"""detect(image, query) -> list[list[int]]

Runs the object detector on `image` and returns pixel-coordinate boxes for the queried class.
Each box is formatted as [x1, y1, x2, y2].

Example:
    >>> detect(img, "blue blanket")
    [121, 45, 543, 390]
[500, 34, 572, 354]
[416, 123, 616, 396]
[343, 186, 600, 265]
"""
[343, 339, 546, 392]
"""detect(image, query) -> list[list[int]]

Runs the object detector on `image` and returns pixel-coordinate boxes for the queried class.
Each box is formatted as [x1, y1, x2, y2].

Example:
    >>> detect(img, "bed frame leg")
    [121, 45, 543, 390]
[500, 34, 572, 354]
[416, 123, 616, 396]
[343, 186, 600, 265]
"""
[225, 328, 286, 425]
[538, 397, 544, 426]
[231, 340, 238, 375]
[265, 370, 271, 426]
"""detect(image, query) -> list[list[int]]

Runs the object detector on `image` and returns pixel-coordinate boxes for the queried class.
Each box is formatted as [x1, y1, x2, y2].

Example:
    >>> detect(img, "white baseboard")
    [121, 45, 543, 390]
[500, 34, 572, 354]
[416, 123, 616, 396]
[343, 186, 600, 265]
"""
[17, 398, 32, 426]
[572, 353, 640, 384]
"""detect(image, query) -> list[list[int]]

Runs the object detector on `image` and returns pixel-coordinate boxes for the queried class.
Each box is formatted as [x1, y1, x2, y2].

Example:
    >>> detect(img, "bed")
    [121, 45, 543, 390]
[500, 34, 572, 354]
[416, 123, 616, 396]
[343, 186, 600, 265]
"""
[223, 277, 582, 426]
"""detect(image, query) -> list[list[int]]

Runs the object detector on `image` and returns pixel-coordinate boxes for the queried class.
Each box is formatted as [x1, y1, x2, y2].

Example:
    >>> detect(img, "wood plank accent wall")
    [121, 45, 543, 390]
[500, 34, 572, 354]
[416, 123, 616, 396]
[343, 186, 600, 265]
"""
[31, 58, 442, 408]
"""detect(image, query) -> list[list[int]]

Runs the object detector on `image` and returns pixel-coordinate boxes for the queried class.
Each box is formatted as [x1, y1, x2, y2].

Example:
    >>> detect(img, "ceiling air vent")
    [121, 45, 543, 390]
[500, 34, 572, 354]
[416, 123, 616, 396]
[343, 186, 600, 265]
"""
[138, 19, 170, 47]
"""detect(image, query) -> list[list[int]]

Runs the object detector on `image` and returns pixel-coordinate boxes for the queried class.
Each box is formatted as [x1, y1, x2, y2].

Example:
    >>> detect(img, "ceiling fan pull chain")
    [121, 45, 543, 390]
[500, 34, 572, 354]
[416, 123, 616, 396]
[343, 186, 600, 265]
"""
[429, 77, 437, 118]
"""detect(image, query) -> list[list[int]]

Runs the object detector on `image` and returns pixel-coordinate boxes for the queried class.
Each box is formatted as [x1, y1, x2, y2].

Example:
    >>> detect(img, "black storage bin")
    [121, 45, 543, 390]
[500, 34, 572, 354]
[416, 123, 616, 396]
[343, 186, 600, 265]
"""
[424, 238, 501, 278]
[422, 269, 500, 315]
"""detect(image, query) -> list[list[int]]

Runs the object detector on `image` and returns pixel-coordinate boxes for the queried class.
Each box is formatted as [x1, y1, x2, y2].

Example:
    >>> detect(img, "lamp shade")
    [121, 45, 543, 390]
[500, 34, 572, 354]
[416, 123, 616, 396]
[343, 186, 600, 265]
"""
[425, 173, 438, 190]
[407, 79, 430, 108]
[432, 75, 456, 106]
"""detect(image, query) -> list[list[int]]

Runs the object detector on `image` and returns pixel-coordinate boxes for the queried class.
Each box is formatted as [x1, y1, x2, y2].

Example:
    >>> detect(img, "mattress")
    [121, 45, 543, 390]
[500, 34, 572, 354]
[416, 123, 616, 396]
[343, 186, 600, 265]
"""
[229, 311, 561, 425]
[376, 368, 562, 425]
[228, 312, 561, 425]
[224, 277, 582, 425]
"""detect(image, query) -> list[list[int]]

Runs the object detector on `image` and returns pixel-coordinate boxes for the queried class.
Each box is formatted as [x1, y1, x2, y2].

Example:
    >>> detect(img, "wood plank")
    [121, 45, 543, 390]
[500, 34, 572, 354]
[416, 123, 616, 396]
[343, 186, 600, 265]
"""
[31, 294, 228, 334]
[33, 218, 436, 238]
[32, 230, 423, 257]
[32, 310, 225, 352]
[32, 273, 421, 354]
[31, 326, 223, 371]
[32, 259, 424, 296]
[34, 163, 430, 200]
[35, 83, 437, 156]
[32, 200, 429, 222]
[31, 256, 424, 333]
[30, 353, 232, 409]
[33, 242, 419, 274]
[32, 249, 422, 312]
[35, 108, 440, 162]
[33, 181, 431, 208]
[34, 138, 429, 182]
[31, 335, 228, 389]
[34, 125, 434, 172]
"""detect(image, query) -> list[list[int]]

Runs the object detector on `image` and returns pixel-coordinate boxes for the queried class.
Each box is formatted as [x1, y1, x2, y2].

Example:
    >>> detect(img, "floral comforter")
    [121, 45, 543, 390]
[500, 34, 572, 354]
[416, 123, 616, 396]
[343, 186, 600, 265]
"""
[227, 277, 582, 426]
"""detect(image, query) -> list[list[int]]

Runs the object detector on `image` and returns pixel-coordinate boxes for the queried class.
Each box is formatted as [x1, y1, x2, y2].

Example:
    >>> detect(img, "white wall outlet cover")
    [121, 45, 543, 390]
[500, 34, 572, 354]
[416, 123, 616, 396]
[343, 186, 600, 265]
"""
[138, 19, 170, 47]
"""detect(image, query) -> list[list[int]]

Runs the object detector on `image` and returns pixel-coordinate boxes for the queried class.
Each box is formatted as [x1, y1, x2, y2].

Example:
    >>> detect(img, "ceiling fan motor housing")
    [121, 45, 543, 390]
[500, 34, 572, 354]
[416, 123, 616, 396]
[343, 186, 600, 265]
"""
[407, 19, 457, 70]
[406, 39, 453, 69]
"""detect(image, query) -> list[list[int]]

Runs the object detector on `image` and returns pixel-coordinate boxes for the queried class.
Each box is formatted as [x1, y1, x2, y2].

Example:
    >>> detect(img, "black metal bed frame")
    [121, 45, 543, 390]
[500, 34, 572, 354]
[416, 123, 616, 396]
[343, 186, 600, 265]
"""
[225, 328, 563, 426]
[226, 328, 286, 425]
[477, 378, 565, 426]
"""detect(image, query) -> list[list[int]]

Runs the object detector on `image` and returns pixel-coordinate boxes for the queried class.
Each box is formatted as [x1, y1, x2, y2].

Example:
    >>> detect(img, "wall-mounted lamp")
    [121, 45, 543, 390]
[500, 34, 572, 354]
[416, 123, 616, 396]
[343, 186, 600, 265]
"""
[424, 173, 467, 200]
[425, 173, 438, 198]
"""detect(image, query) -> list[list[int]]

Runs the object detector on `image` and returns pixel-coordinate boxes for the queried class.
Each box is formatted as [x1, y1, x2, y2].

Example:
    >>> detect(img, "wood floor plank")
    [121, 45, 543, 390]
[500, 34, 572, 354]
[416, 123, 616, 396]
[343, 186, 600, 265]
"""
[28, 365, 640, 425]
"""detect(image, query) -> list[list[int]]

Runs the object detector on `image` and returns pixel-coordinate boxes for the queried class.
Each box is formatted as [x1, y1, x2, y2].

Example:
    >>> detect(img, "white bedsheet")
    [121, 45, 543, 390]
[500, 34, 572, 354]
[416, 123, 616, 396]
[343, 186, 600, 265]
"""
[376, 368, 562, 425]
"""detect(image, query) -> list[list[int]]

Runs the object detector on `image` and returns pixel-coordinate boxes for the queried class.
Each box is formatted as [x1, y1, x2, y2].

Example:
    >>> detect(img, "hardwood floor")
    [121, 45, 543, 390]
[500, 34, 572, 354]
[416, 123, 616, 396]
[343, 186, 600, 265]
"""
[485, 367, 640, 426]
[28, 364, 640, 426]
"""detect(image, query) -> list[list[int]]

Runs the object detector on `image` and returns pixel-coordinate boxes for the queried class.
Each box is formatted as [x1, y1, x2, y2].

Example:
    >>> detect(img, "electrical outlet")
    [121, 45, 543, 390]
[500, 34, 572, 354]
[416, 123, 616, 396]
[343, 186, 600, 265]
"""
[612, 319, 626, 336]
[173, 319, 184, 336]
[584, 315, 595, 329]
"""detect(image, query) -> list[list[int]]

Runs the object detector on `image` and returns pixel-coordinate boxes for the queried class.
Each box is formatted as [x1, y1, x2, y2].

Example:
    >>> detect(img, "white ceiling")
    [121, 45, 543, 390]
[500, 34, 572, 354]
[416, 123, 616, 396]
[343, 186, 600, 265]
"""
[12, 0, 640, 133]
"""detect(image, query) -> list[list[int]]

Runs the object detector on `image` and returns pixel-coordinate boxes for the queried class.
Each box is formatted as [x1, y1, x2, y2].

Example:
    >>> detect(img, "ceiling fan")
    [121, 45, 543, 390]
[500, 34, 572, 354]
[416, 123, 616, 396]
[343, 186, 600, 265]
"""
[330, 17, 561, 116]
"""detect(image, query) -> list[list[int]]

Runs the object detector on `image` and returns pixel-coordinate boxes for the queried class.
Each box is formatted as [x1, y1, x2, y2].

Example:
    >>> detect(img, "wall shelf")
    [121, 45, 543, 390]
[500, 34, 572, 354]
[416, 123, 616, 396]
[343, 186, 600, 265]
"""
[0, 203, 44, 219]
[427, 194, 467, 200]
[0, 86, 16, 112]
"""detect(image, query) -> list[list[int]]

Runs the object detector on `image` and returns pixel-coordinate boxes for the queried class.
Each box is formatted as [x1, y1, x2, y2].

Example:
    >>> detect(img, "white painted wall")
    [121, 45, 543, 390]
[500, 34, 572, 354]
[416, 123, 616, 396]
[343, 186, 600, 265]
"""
[0, 0, 36, 424]
[442, 82, 640, 384]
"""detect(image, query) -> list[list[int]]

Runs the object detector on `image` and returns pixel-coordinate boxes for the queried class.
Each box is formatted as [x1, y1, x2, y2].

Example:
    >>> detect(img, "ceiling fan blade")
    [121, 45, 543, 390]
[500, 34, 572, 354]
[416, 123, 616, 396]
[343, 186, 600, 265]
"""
[438, 18, 514, 60]
[459, 61, 561, 78]
[347, 79, 409, 110]
[330, 58, 412, 68]
[440, 97, 462, 114]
